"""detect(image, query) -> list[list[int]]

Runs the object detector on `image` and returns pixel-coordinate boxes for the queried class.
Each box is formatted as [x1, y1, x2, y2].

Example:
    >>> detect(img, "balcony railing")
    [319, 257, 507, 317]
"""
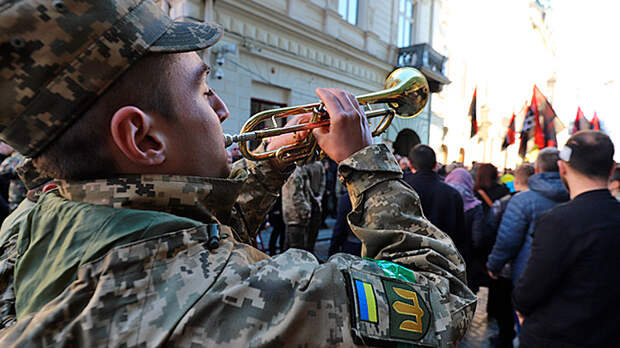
[397, 43, 450, 93]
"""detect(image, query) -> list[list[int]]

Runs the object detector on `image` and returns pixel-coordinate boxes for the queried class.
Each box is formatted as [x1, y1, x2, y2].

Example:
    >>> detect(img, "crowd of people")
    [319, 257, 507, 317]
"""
[0, 1, 477, 346]
[257, 130, 618, 348]
[0, 2, 618, 347]
[253, 126, 620, 348]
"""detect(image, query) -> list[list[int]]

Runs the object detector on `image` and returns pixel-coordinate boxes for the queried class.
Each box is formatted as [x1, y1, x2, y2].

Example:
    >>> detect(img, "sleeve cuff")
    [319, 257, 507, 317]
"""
[338, 144, 403, 198]
[230, 143, 294, 194]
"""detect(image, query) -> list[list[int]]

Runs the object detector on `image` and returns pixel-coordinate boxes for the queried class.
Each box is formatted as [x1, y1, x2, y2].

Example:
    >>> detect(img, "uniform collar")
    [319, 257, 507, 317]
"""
[56, 168, 248, 224]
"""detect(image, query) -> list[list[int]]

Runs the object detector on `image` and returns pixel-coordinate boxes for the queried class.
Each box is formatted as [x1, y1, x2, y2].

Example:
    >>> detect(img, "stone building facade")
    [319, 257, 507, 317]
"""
[161, 0, 450, 156]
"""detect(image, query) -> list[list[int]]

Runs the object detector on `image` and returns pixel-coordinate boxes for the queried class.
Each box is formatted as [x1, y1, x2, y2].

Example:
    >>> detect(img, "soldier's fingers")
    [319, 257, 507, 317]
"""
[316, 88, 346, 127]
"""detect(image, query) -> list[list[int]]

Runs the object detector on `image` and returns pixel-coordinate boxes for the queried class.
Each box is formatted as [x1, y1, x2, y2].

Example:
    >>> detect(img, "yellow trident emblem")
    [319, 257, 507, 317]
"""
[391, 287, 425, 333]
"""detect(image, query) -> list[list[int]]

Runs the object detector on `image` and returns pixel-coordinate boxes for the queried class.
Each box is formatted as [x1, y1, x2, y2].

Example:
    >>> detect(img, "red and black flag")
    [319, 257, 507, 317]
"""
[502, 112, 516, 151]
[518, 102, 537, 158]
[469, 88, 477, 138]
[532, 85, 563, 147]
[572, 107, 590, 134]
[529, 91, 545, 149]
[591, 112, 601, 131]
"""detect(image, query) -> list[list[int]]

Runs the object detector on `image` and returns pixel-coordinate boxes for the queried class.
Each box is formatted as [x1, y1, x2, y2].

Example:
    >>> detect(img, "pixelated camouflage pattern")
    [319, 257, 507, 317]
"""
[0, 144, 475, 347]
[15, 159, 51, 191]
[228, 155, 293, 244]
[57, 174, 243, 224]
[0, 152, 26, 211]
[339, 144, 476, 343]
[0, 233, 18, 330]
[55, 156, 286, 245]
[0, 0, 222, 157]
[282, 165, 311, 224]
[306, 160, 326, 199]
[282, 163, 324, 225]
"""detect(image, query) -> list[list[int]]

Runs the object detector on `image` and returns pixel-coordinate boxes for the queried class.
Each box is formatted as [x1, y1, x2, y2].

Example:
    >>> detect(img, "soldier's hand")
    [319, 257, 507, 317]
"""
[265, 114, 311, 171]
[266, 113, 311, 152]
[312, 88, 372, 163]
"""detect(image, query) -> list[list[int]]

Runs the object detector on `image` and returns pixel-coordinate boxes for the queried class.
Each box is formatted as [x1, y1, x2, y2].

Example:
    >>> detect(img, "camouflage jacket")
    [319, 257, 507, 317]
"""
[282, 162, 324, 225]
[306, 160, 326, 199]
[0, 145, 476, 347]
[0, 152, 26, 211]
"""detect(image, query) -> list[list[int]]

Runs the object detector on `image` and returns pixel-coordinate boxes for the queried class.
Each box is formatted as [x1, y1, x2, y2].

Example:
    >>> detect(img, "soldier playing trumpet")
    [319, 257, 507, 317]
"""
[0, 1, 475, 346]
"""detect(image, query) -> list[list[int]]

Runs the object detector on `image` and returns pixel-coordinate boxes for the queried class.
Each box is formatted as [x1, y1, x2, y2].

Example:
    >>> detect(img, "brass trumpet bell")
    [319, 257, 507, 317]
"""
[224, 67, 429, 164]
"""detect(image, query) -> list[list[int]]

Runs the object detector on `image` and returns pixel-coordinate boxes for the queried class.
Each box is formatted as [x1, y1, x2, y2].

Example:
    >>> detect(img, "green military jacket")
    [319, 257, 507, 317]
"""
[0, 145, 476, 347]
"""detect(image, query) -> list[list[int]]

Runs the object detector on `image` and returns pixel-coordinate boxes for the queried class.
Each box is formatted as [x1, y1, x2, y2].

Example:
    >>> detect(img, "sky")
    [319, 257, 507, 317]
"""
[550, 1, 620, 157]
[439, 0, 620, 163]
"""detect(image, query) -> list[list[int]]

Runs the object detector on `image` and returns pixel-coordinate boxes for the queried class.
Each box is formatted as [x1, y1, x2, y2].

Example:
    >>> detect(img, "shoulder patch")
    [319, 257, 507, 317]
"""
[345, 268, 438, 347]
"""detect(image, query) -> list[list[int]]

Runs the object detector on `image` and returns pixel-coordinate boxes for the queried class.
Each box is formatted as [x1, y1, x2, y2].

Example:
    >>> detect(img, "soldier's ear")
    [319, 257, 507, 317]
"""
[109, 106, 166, 166]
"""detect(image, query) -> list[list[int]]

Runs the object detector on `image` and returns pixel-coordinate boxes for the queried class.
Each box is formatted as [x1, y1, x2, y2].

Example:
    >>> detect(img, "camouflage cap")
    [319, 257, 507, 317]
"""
[0, 0, 223, 157]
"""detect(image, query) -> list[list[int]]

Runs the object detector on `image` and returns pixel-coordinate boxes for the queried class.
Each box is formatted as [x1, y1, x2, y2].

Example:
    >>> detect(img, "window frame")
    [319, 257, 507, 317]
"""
[338, 0, 358, 26]
[397, 0, 416, 48]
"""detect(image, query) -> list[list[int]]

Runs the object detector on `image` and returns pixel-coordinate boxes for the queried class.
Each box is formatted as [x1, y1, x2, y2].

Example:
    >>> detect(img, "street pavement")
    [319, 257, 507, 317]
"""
[258, 218, 502, 347]
[458, 287, 501, 348]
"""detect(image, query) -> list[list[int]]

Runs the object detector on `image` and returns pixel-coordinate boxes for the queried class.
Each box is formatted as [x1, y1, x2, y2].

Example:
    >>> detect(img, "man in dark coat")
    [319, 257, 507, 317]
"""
[404, 145, 467, 262]
[514, 130, 620, 347]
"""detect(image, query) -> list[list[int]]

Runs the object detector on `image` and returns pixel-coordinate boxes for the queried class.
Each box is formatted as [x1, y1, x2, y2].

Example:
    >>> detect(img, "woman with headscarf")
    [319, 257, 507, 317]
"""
[445, 168, 484, 293]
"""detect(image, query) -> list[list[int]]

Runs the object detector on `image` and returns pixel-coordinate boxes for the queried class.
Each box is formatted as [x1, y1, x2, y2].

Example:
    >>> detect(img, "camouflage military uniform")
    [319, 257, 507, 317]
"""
[0, 145, 476, 347]
[0, 159, 51, 329]
[0, 152, 26, 212]
[306, 160, 326, 250]
[0, 1, 475, 346]
[282, 162, 325, 252]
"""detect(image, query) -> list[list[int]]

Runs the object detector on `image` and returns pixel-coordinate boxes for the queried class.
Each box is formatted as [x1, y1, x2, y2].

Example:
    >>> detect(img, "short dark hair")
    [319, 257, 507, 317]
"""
[563, 130, 615, 180]
[535, 147, 560, 172]
[408, 144, 436, 171]
[34, 53, 178, 180]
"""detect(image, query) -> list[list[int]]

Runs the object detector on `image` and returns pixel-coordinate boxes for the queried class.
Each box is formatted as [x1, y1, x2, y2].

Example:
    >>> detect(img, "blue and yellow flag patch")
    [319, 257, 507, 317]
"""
[354, 279, 378, 323]
[346, 266, 438, 347]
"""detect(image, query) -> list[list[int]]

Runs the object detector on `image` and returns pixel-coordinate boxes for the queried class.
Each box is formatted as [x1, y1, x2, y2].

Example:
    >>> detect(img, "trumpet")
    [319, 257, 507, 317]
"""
[224, 67, 429, 165]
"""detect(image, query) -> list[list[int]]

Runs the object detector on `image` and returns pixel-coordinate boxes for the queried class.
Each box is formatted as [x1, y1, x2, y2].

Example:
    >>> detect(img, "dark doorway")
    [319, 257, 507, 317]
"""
[393, 128, 421, 157]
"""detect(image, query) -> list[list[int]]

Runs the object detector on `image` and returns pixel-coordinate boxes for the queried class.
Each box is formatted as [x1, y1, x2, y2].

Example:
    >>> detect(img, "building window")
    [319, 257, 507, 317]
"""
[338, 0, 358, 25]
[397, 0, 416, 47]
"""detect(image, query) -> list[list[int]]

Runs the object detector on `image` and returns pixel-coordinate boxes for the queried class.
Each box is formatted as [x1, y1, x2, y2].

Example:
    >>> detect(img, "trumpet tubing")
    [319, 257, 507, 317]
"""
[224, 67, 429, 164]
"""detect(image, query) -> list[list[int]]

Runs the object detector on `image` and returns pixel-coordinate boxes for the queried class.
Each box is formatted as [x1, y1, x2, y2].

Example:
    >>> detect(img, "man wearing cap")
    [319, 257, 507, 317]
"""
[0, 1, 475, 346]
[513, 130, 620, 347]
